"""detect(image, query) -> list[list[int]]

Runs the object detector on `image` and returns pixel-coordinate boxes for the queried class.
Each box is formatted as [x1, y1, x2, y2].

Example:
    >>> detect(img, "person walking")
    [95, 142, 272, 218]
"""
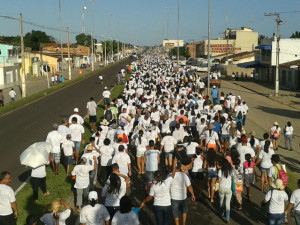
[103, 86, 111, 106]
[204, 148, 218, 203]
[0, 171, 17, 225]
[0, 89, 4, 107]
[285, 179, 300, 224]
[112, 195, 139, 225]
[69, 117, 85, 164]
[31, 164, 49, 203]
[86, 97, 98, 132]
[8, 88, 16, 103]
[135, 130, 148, 175]
[270, 122, 281, 150]
[284, 121, 293, 151]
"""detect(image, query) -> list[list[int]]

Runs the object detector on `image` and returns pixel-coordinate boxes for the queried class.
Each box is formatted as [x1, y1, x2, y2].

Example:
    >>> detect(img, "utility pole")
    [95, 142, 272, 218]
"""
[67, 27, 71, 80]
[111, 39, 114, 63]
[165, 7, 170, 40]
[104, 34, 107, 66]
[265, 12, 282, 97]
[82, 6, 87, 34]
[20, 13, 26, 98]
[117, 40, 120, 61]
[207, 0, 211, 97]
[59, 0, 63, 77]
[91, 32, 94, 71]
[177, 0, 180, 65]
[225, 9, 229, 63]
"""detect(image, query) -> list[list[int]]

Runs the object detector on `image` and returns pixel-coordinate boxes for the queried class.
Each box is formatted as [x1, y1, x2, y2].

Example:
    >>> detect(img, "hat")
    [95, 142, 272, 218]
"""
[86, 145, 94, 151]
[250, 130, 256, 136]
[74, 108, 79, 112]
[242, 137, 248, 143]
[274, 121, 279, 126]
[104, 86, 108, 90]
[198, 94, 202, 98]
[110, 102, 114, 105]
[53, 123, 59, 129]
[238, 96, 241, 100]
[88, 191, 98, 201]
[213, 86, 216, 89]
[101, 119, 109, 125]
[208, 124, 215, 129]
[66, 134, 71, 139]
[271, 179, 285, 190]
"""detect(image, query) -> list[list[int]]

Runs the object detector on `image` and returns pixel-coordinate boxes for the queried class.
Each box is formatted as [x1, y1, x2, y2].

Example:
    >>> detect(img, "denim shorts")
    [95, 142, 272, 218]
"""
[164, 152, 173, 158]
[171, 199, 188, 218]
[146, 171, 155, 183]
[260, 166, 270, 174]
[73, 141, 81, 150]
[65, 156, 72, 165]
[207, 169, 218, 179]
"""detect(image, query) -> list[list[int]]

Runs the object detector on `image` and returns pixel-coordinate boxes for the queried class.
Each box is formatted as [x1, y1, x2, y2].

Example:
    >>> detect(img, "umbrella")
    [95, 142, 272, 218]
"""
[20, 142, 52, 168]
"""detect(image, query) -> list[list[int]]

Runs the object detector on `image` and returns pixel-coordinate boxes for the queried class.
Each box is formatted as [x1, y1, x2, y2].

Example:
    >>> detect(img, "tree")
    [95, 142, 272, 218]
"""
[258, 35, 268, 45]
[290, 31, 300, 38]
[169, 47, 190, 58]
[75, 33, 97, 47]
[24, 30, 55, 51]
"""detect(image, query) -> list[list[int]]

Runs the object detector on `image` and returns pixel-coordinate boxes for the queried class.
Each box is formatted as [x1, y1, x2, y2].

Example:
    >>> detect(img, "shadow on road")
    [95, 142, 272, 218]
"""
[254, 106, 300, 119]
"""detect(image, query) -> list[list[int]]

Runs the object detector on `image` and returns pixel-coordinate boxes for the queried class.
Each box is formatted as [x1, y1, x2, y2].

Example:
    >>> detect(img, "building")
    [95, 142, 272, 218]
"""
[162, 40, 184, 51]
[199, 27, 258, 57]
[186, 41, 201, 58]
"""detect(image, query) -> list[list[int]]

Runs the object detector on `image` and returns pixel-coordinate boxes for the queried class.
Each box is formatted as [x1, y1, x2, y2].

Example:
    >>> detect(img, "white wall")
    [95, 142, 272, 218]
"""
[272, 38, 300, 66]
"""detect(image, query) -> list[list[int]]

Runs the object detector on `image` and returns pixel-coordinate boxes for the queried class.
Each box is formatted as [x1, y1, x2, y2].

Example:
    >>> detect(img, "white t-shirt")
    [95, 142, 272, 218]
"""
[271, 126, 281, 136]
[111, 211, 139, 225]
[101, 177, 126, 207]
[31, 165, 46, 178]
[170, 172, 191, 200]
[161, 135, 177, 152]
[237, 145, 255, 164]
[149, 176, 173, 206]
[69, 123, 85, 142]
[285, 126, 293, 135]
[204, 130, 219, 144]
[265, 189, 288, 214]
[62, 140, 74, 156]
[40, 209, 71, 225]
[112, 152, 131, 175]
[87, 101, 97, 116]
[46, 130, 64, 153]
[100, 145, 115, 166]
[8, 90, 16, 98]
[186, 142, 198, 155]
[260, 140, 274, 149]
[103, 90, 111, 98]
[192, 155, 203, 172]
[71, 165, 94, 189]
[80, 204, 110, 225]
[145, 150, 160, 172]
[69, 114, 84, 125]
[290, 189, 300, 211]
[0, 184, 15, 216]
[218, 170, 232, 189]
[161, 119, 172, 133]
[58, 125, 70, 141]
[259, 149, 274, 169]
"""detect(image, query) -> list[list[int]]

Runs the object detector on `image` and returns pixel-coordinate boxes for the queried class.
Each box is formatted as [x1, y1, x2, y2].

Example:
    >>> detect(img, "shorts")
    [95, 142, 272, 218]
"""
[146, 171, 155, 183]
[0, 100, 4, 105]
[260, 166, 270, 174]
[171, 199, 188, 218]
[244, 173, 254, 187]
[207, 169, 218, 179]
[191, 171, 204, 181]
[51, 153, 61, 163]
[65, 156, 73, 165]
[89, 115, 97, 123]
[136, 150, 146, 157]
[165, 151, 173, 158]
[73, 141, 81, 150]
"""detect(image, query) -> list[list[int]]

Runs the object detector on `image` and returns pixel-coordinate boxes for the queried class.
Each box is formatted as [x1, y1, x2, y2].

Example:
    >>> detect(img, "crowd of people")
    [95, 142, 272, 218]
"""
[0, 54, 298, 225]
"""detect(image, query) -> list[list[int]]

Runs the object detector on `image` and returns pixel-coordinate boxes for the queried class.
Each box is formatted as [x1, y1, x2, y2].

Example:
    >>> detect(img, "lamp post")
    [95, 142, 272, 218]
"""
[89, 0, 96, 71]
[177, 0, 180, 65]
[164, 7, 170, 40]
[82, 6, 87, 34]
[59, 0, 63, 76]
[207, 0, 211, 97]
[106, 13, 112, 63]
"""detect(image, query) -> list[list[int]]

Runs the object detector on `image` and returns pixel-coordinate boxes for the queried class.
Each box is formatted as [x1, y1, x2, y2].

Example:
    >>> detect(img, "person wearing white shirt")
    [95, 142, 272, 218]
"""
[111, 196, 139, 225]
[58, 118, 70, 141]
[69, 117, 85, 164]
[86, 97, 98, 132]
[284, 121, 293, 151]
[81, 145, 99, 191]
[112, 145, 131, 176]
[62, 134, 74, 176]
[285, 179, 300, 224]
[270, 122, 281, 150]
[237, 137, 255, 165]
[31, 165, 48, 202]
[135, 130, 148, 175]
[160, 132, 177, 171]
[201, 124, 222, 152]
[99, 138, 115, 186]
[0, 172, 17, 225]
[8, 88, 16, 103]
[69, 108, 84, 125]
[46, 123, 64, 175]
[262, 179, 288, 225]
[71, 157, 96, 210]
[145, 140, 160, 192]
[170, 160, 195, 225]
[140, 163, 176, 225]
[80, 191, 110, 225]
[40, 199, 71, 225]
[102, 86, 111, 105]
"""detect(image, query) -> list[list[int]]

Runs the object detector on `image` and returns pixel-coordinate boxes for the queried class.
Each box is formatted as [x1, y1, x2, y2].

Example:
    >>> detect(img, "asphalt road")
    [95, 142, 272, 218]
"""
[0, 58, 132, 190]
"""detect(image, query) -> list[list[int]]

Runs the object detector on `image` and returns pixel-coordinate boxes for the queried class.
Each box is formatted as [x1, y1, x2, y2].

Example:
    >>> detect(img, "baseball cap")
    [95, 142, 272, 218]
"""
[74, 108, 79, 112]
[242, 137, 248, 143]
[88, 191, 98, 200]
[104, 86, 108, 90]
[53, 123, 59, 129]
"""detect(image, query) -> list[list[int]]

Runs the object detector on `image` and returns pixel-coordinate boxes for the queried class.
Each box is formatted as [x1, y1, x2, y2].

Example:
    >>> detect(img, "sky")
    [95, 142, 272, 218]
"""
[1, 0, 300, 46]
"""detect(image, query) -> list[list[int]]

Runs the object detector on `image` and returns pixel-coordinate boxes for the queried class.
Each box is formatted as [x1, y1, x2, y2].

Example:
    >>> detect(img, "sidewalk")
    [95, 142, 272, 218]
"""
[232, 80, 300, 111]
[0, 64, 105, 105]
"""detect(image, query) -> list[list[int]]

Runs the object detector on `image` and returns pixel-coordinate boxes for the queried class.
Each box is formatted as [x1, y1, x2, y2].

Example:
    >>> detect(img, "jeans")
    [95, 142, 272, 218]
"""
[76, 187, 89, 206]
[221, 134, 230, 143]
[89, 170, 96, 191]
[154, 205, 171, 225]
[219, 188, 232, 222]
[295, 210, 300, 225]
[285, 134, 293, 150]
[31, 177, 47, 200]
[104, 98, 110, 105]
[268, 213, 284, 225]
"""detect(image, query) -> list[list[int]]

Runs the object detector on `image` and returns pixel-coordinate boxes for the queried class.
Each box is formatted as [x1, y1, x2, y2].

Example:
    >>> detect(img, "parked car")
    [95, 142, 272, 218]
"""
[80, 63, 87, 69]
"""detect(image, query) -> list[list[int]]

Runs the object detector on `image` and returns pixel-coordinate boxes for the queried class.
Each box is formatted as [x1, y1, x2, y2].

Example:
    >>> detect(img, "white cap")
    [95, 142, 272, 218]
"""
[74, 108, 79, 112]
[141, 103, 147, 108]
[213, 86, 216, 88]
[88, 191, 98, 200]
[104, 86, 108, 90]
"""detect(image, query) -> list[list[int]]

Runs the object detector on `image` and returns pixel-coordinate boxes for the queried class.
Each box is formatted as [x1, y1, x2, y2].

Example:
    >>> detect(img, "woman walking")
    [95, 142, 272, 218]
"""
[270, 122, 281, 150]
[135, 130, 147, 174]
[204, 148, 218, 203]
[284, 121, 293, 151]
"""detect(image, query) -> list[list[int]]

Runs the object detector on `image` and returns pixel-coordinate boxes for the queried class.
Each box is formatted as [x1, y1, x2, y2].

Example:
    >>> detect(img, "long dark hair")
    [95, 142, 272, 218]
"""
[108, 173, 121, 195]
[245, 153, 252, 167]
[264, 140, 270, 154]
[154, 170, 164, 184]
[221, 159, 232, 178]
[138, 130, 144, 145]
[250, 136, 255, 147]
[207, 148, 216, 167]
[120, 195, 132, 214]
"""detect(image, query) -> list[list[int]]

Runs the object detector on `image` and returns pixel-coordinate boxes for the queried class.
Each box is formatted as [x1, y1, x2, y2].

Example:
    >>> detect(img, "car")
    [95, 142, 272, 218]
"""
[80, 63, 87, 69]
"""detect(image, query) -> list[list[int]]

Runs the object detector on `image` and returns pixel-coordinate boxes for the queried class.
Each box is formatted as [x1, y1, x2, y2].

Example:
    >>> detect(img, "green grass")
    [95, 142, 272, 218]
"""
[16, 73, 131, 225]
[0, 59, 128, 117]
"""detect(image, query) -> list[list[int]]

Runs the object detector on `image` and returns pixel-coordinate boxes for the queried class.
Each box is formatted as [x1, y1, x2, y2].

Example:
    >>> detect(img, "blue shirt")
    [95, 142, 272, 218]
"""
[211, 89, 218, 98]
[212, 122, 221, 135]
[131, 207, 140, 218]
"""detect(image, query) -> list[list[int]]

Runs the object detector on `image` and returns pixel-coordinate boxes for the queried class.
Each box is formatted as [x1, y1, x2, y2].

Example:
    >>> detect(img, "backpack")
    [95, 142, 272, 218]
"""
[237, 111, 243, 119]
[274, 164, 288, 186]
[224, 100, 228, 108]
[273, 130, 279, 139]
[104, 109, 113, 121]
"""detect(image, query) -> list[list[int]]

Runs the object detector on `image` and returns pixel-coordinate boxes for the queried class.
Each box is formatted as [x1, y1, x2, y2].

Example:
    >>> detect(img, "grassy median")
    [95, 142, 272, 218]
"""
[15, 74, 131, 225]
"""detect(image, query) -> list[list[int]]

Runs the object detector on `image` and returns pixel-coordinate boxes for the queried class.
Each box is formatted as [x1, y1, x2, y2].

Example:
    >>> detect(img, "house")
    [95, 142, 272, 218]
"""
[186, 41, 201, 58]
[162, 40, 184, 52]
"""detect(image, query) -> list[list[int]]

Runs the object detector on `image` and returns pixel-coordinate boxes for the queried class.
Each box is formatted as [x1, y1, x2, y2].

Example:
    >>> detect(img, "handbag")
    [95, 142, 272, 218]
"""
[261, 190, 273, 215]
[213, 182, 220, 191]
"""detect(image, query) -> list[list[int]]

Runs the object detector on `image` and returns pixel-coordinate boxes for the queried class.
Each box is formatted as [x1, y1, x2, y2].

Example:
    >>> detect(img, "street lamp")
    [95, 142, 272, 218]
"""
[164, 7, 170, 40]
[177, 0, 180, 65]
[106, 13, 112, 63]
[89, 0, 96, 71]
[59, 0, 63, 76]
[82, 6, 87, 34]
[207, 0, 211, 96]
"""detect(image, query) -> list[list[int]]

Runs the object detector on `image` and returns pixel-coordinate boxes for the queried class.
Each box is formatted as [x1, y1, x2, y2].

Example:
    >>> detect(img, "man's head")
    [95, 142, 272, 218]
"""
[271, 154, 280, 165]
[112, 163, 119, 173]
[62, 118, 68, 125]
[72, 117, 78, 124]
[0, 171, 11, 185]
[118, 144, 125, 152]
[53, 123, 59, 130]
